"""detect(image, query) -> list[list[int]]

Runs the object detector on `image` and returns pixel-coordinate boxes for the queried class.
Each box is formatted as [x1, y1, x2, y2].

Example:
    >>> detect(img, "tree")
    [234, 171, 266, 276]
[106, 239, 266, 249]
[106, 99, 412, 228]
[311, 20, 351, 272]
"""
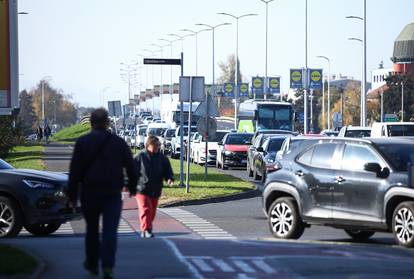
[0, 116, 20, 158]
[17, 90, 37, 135]
[383, 74, 414, 121]
[217, 54, 244, 117]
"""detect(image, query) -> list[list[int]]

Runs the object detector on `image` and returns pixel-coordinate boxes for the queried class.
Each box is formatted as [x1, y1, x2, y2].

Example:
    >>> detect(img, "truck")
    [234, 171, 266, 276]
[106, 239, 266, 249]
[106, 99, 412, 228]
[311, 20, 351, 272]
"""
[371, 122, 414, 137]
[237, 100, 295, 133]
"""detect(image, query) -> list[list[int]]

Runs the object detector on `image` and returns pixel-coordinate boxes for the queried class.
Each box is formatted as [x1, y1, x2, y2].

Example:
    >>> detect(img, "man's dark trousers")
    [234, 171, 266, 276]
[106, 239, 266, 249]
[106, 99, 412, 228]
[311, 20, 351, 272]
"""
[81, 193, 122, 269]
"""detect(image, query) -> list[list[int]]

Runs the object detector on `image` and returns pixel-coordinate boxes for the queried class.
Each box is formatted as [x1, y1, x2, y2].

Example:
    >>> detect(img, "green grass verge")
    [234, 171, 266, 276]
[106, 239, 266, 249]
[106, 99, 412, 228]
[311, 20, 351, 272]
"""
[0, 244, 38, 276]
[51, 123, 90, 143]
[5, 145, 45, 170]
[159, 158, 254, 205]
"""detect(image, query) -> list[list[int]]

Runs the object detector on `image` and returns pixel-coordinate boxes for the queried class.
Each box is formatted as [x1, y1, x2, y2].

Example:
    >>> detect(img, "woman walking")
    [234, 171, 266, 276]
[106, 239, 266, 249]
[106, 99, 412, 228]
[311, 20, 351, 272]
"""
[135, 135, 174, 238]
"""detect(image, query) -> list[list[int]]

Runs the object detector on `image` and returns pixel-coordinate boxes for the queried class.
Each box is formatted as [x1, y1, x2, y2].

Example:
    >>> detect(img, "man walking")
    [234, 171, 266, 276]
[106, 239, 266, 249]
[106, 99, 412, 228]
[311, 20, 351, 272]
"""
[68, 108, 137, 279]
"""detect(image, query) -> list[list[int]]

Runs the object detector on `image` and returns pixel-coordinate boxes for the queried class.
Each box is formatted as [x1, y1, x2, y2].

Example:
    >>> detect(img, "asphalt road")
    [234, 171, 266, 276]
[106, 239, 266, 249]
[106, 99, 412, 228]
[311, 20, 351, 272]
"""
[182, 167, 397, 245]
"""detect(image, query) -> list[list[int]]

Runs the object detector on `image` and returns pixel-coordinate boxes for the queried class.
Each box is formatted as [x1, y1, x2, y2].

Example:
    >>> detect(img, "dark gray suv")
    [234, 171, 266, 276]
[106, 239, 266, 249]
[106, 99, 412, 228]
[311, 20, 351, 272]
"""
[262, 137, 414, 247]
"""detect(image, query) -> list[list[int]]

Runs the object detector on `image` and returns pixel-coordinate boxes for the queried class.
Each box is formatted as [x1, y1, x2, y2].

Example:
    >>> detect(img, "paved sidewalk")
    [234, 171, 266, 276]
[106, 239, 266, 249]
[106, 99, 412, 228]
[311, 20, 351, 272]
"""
[43, 143, 73, 172]
[2, 236, 196, 279]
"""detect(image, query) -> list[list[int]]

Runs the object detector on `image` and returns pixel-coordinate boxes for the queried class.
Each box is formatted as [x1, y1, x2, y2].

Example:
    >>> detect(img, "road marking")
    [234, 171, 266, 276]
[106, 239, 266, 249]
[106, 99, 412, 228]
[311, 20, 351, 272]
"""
[19, 222, 74, 236]
[118, 218, 135, 234]
[232, 260, 255, 273]
[252, 259, 275, 274]
[212, 259, 235, 272]
[192, 258, 214, 272]
[160, 208, 236, 240]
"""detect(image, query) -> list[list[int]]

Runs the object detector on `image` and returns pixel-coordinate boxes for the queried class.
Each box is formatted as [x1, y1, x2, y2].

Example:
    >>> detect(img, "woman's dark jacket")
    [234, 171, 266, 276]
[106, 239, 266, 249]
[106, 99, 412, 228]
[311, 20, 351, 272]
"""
[135, 151, 174, 198]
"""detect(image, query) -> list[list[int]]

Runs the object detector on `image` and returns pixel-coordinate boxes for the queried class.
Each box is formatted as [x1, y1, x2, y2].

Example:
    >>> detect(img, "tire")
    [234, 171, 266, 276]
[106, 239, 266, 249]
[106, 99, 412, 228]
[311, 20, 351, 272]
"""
[262, 167, 267, 183]
[344, 229, 375, 241]
[24, 223, 61, 236]
[253, 165, 261, 180]
[0, 196, 23, 238]
[222, 160, 228, 170]
[268, 197, 305, 239]
[247, 159, 253, 177]
[392, 201, 414, 247]
[216, 158, 220, 169]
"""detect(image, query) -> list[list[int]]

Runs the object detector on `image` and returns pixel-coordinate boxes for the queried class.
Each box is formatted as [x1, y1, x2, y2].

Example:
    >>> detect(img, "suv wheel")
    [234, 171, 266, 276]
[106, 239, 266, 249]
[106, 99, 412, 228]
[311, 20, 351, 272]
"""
[392, 201, 414, 247]
[344, 229, 375, 241]
[268, 197, 305, 239]
[25, 223, 61, 236]
[0, 197, 23, 238]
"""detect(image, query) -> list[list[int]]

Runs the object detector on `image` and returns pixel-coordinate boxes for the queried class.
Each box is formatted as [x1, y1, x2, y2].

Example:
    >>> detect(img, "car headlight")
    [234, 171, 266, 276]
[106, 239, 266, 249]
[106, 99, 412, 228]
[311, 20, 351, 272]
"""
[266, 157, 275, 163]
[224, 150, 234, 156]
[23, 180, 55, 189]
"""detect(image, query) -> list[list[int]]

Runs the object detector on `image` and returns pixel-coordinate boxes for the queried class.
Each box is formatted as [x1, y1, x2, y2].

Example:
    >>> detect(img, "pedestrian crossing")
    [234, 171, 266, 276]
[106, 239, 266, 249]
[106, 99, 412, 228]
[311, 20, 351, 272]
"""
[19, 222, 74, 236]
[186, 256, 278, 277]
[117, 218, 135, 234]
[160, 208, 236, 240]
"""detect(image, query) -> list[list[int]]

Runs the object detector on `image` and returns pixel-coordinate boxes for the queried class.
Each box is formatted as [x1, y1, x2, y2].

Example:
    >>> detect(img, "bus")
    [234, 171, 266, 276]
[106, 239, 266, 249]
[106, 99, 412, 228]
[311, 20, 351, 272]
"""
[238, 100, 295, 133]
[161, 100, 201, 128]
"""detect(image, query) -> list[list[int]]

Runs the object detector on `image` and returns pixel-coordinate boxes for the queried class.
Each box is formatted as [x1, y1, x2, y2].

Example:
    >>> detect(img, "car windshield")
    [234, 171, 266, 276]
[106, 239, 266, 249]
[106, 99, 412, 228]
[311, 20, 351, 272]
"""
[139, 128, 147, 135]
[166, 129, 175, 137]
[179, 127, 198, 137]
[0, 159, 13, 170]
[376, 143, 414, 171]
[267, 138, 286, 152]
[206, 131, 227, 142]
[148, 128, 166, 136]
[345, 129, 371, 138]
[387, 125, 414, 136]
[226, 134, 253, 145]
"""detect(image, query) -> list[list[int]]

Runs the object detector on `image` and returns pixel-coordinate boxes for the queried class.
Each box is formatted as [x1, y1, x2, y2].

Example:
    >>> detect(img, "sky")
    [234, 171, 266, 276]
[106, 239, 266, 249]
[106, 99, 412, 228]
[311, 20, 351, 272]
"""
[17, 0, 414, 108]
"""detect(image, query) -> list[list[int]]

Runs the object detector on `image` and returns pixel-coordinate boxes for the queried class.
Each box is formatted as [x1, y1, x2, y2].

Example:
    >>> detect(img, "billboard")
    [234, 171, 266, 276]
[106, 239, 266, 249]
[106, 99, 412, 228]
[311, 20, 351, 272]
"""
[173, 83, 179, 94]
[268, 77, 280, 94]
[153, 85, 160, 97]
[162, 84, 170, 95]
[251, 77, 264, 96]
[309, 69, 323, 89]
[223, 82, 234, 98]
[290, 69, 303, 89]
[239, 83, 249, 97]
[0, 0, 18, 115]
[145, 89, 153, 99]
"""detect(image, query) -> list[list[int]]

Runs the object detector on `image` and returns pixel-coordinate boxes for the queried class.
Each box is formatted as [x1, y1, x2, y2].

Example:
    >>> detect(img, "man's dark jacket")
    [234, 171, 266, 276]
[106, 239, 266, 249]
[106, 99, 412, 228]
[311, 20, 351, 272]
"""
[135, 151, 174, 198]
[68, 129, 138, 201]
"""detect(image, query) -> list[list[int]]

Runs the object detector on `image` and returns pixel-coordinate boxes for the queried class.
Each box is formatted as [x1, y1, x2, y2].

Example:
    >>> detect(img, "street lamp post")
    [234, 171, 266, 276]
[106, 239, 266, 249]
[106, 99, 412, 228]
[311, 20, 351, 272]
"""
[180, 28, 210, 76]
[196, 22, 231, 179]
[346, 0, 367, 126]
[316, 56, 331, 130]
[259, 0, 275, 100]
[347, 37, 364, 125]
[218, 13, 257, 130]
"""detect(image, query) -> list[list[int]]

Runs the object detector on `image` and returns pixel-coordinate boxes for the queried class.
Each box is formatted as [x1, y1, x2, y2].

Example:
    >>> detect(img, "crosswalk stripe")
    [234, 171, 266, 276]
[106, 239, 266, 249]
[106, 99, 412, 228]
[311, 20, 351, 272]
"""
[20, 222, 74, 236]
[212, 259, 235, 272]
[191, 259, 214, 272]
[232, 260, 255, 273]
[252, 259, 275, 274]
[160, 208, 236, 240]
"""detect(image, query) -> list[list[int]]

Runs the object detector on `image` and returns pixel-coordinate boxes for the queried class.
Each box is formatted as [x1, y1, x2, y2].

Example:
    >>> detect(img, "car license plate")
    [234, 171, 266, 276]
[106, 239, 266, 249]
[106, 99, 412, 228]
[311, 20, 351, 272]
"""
[241, 160, 247, 164]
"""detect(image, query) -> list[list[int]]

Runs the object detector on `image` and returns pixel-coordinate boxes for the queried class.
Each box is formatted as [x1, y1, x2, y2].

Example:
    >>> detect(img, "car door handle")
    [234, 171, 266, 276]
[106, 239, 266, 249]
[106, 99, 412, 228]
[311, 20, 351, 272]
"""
[334, 176, 346, 183]
[295, 170, 304, 177]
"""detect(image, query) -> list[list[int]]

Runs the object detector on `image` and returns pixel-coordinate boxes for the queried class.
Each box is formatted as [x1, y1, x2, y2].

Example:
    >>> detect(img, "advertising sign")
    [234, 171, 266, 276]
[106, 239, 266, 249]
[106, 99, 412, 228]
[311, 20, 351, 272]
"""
[173, 83, 179, 94]
[162, 84, 170, 95]
[145, 89, 153, 99]
[268, 77, 281, 94]
[134, 94, 140, 105]
[290, 69, 303, 89]
[223, 82, 234, 98]
[239, 83, 249, 97]
[153, 85, 160, 97]
[0, 0, 18, 115]
[309, 69, 323, 89]
[251, 77, 264, 96]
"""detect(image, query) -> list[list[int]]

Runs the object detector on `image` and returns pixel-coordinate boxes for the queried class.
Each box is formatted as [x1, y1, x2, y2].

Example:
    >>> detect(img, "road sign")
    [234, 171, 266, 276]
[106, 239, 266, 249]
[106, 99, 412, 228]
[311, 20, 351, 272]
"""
[197, 117, 217, 138]
[239, 83, 249, 97]
[179, 76, 205, 102]
[194, 94, 219, 117]
[384, 114, 398, 122]
[0, 0, 18, 115]
[143, 58, 181, 65]
[251, 77, 264, 95]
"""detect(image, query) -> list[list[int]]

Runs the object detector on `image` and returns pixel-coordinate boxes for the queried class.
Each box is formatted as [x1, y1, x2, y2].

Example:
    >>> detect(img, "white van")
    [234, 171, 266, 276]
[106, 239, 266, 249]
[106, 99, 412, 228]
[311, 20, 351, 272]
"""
[145, 122, 171, 144]
[371, 122, 414, 137]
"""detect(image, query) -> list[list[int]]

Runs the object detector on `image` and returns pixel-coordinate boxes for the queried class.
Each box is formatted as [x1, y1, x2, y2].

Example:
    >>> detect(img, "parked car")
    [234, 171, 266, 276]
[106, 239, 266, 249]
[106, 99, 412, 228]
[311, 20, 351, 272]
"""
[252, 135, 289, 182]
[338, 126, 371, 138]
[216, 133, 253, 170]
[160, 128, 176, 155]
[191, 131, 228, 165]
[263, 137, 414, 247]
[170, 126, 198, 159]
[251, 129, 298, 144]
[136, 126, 147, 149]
[320, 130, 339, 137]
[247, 133, 287, 177]
[26, 134, 38, 141]
[371, 122, 414, 137]
[0, 159, 81, 238]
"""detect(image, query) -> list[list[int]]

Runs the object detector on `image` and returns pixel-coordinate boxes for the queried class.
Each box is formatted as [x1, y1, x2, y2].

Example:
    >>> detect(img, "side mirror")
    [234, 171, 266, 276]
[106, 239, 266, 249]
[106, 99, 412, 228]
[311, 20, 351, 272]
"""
[364, 162, 390, 178]
[257, 147, 264, 152]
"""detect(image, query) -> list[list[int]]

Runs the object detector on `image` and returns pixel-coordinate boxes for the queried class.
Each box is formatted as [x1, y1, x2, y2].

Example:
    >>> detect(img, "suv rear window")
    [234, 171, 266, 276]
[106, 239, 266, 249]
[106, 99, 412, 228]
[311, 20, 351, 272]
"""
[387, 125, 414, 136]
[345, 129, 371, 138]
